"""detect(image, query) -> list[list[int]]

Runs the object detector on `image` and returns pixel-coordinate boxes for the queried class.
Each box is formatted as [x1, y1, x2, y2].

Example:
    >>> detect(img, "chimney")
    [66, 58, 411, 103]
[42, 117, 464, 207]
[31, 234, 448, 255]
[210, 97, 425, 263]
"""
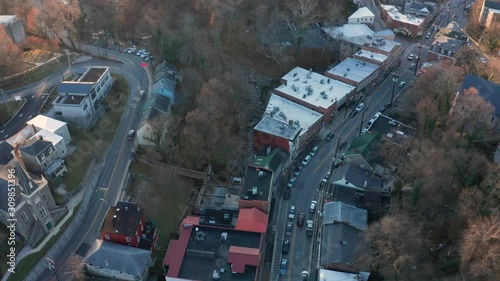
[288, 119, 294, 126]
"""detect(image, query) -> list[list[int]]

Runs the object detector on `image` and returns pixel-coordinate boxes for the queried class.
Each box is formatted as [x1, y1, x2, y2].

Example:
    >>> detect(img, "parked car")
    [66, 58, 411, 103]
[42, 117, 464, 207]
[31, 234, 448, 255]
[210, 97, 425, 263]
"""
[286, 222, 293, 236]
[297, 213, 305, 226]
[302, 271, 310, 281]
[306, 220, 314, 236]
[284, 187, 291, 200]
[408, 53, 414, 60]
[425, 32, 431, 39]
[301, 155, 312, 166]
[325, 131, 335, 141]
[309, 146, 319, 157]
[127, 130, 135, 140]
[294, 166, 302, 177]
[287, 177, 297, 188]
[415, 55, 419, 61]
[280, 259, 288, 276]
[309, 201, 317, 213]
[398, 81, 406, 88]
[288, 206, 296, 220]
[355, 103, 365, 112]
[409, 63, 416, 69]
[282, 240, 290, 254]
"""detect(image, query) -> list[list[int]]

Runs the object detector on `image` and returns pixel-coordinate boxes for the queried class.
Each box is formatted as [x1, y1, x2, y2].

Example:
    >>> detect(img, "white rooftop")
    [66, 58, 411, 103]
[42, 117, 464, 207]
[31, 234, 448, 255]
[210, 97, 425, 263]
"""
[31, 129, 63, 145]
[276, 67, 355, 109]
[318, 269, 370, 281]
[0, 15, 16, 24]
[322, 24, 401, 54]
[26, 114, 67, 133]
[265, 94, 322, 137]
[382, 5, 425, 26]
[254, 115, 301, 140]
[354, 49, 388, 63]
[327, 58, 379, 83]
[349, 7, 375, 19]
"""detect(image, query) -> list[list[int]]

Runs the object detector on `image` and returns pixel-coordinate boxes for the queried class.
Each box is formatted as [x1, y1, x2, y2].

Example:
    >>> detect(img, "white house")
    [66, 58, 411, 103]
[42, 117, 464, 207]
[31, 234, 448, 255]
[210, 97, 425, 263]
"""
[31, 129, 67, 158]
[27, 114, 72, 146]
[348, 7, 375, 25]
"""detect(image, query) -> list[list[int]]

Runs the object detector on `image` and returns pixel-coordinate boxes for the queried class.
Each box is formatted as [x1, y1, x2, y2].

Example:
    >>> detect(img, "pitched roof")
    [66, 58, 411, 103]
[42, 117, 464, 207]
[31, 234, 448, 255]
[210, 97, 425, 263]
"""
[148, 94, 171, 120]
[227, 246, 260, 273]
[321, 223, 360, 268]
[332, 164, 383, 191]
[0, 142, 14, 165]
[57, 82, 94, 94]
[163, 216, 198, 277]
[251, 149, 284, 172]
[461, 74, 500, 116]
[235, 207, 269, 233]
[349, 7, 375, 19]
[85, 239, 151, 278]
[485, 0, 500, 10]
[100, 201, 143, 236]
[19, 138, 52, 157]
[322, 202, 368, 230]
[344, 133, 379, 157]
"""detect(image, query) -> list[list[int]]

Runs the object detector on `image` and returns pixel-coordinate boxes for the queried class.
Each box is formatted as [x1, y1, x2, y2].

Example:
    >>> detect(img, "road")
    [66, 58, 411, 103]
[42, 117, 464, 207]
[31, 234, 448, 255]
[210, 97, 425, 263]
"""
[0, 93, 48, 140]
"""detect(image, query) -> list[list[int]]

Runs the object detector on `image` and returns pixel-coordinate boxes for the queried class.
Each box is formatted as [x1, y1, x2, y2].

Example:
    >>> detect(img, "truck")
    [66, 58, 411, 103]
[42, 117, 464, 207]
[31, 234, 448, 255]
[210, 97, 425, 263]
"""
[306, 220, 313, 236]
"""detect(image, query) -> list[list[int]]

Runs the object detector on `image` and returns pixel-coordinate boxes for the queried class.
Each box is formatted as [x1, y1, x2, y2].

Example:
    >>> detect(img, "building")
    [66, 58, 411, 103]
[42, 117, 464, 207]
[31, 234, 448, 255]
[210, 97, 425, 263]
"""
[404, 1, 435, 17]
[0, 141, 14, 165]
[348, 7, 375, 25]
[250, 148, 287, 188]
[18, 137, 67, 181]
[152, 60, 176, 104]
[480, 0, 500, 26]
[353, 49, 389, 68]
[99, 201, 158, 252]
[321, 24, 401, 60]
[460, 74, 500, 127]
[343, 133, 381, 174]
[275, 67, 356, 123]
[26, 114, 72, 146]
[0, 15, 25, 43]
[253, 115, 301, 158]
[0, 160, 59, 246]
[325, 58, 381, 93]
[259, 94, 323, 152]
[427, 23, 467, 63]
[30, 129, 67, 158]
[239, 165, 274, 214]
[163, 209, 268, 281]
[85, 239, 153, 281]
[54, 67, 113, 127]
[381, 5, 426, 36]
[322, 201, 368, 230]
[318, 269, 370, 281]
[320, 222, 361, 273]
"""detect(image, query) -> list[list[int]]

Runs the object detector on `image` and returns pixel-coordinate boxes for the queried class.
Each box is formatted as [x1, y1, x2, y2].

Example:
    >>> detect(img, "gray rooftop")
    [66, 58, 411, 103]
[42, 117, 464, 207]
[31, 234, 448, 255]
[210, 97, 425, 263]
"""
[368, 114, 416, 146]
[154, 60, 177, 82]
[19, 138, 52, 157]
[321, 223, 360, 269]
[0, 142, 14, 165]
[323, 202, 368, 230]
[57, 82, 94, 94]
[461, 74, 500, 116]
[332, 165, 383, 191]
[242, 166, 273, 202]
[148, 94, 171, 120]
[485, 0, 500, 10]
[85, 239, 151, 278]
[254, 115, 301, 141]
[153, 77, 176, 97]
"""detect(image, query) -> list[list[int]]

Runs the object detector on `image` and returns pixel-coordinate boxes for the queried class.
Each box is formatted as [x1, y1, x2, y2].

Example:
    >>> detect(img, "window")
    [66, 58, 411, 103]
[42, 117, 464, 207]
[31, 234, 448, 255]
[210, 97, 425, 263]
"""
[62, 150, 65, 154]
[440, 49, 445, 54]
[432, 46, 437, 51]
[40, 208, 48, 218]
[105, 234, 110, 240]
[447, 51, 452, 56]
[42, 193, 48, 202]
[43, 162, 48, 168]
[126, 237, 131, 242]
[21, 212, 29, 222]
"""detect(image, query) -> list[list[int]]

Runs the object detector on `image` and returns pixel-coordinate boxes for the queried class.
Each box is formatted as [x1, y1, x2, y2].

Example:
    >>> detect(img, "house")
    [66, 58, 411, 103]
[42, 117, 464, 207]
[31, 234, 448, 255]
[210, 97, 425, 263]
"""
[54, 67, 113, 127]
[320, 222, 361, 273]
[18, 137, 67, 181]
[348, 7, 375, 25]
[99, 201, 158, 252]
[163, 209, 268, 281]
[460, 74, 500, 127]
[322, 201, 368, 230]
[274, 67, 356, 123]
[318, 269, 370, 281]
[253, 115, 301, 158]
[26, 114, 72, 146]
[0, 141, 14, 165]
[85, 239, 153, 281]
[258, 94, 323, 152]
[427, 23, 467, 63]
[325, 58, 381, 94]
[239, 165, 275, 214]
[353, 49, 389, 69]
[479, 0, 500, 27]
[152, 60, 176, 104]
[250, 148, 287, 188]
[404, 1, 435, 17]
[0, 15, 25, 43]
[0, 159, 58, 246]
[343, 133, 381, 174]
[381, 5, 426, 36]
[321, 24, 401, 61]
[30, 129, 67, 158]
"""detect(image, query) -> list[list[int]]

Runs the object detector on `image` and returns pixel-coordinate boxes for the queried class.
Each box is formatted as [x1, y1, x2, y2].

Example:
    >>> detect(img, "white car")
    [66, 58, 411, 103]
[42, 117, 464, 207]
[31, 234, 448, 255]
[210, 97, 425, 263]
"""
[355, 103, 365, 112]
[309, 201, 317, 213]
[288, 206, 295, 220]
[408, 54, 414, 60]
[287, 177, 297, 188]
[301, 155, 311, 166]
[398, 81, 406, 88]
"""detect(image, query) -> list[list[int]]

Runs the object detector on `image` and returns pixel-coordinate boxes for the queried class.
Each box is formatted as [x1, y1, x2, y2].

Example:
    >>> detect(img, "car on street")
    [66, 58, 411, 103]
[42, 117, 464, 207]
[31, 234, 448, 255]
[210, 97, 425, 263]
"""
[294, 166, 302, 176]
[409, 63, 416, 69]
[284, 187, 291, 200]
[408, 53, 414, 60]
[301, 155, 311, 166]
[280, 259, 288, 276]
[309, 200, 317, 213]
[355, 103, 365, 112]
[287, 177, 297, 188]
[302, 271, 309, 280]
[127, 130, 135, 140]
[309, 146, 319, 157]
[297, 213, 305, 226]
[325, 131, 335, 141]
[306, 220, 314, 236]
[288, 206, 296, 220]
[425, 32, 431, 39]
[398, 81, 406, 88]
[282, 240, 290, 254]
[286, 222, 293, 236]
[454, 4, 459, 7]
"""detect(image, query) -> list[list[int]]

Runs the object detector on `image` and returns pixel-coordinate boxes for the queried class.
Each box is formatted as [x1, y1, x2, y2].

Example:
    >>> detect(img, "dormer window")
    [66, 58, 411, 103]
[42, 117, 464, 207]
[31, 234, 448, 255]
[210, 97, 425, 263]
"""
[29, 182, 34, 190]
[41, 154, 46, 160]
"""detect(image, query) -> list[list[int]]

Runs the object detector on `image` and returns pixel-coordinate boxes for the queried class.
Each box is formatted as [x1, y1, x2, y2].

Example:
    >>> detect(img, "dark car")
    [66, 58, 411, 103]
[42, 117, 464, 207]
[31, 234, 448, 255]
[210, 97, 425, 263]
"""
[282, 240, 290, 254]
[325, 131, 335, 141]
[297, 213, 305, 226]
[284, 187, 291, 200]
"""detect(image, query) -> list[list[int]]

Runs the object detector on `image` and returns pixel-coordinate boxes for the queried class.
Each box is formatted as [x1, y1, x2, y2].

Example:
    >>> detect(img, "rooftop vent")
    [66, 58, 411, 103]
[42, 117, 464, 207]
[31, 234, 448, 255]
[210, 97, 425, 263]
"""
[327, 78, 330, 84]
[343, 73, 348, 77]
[223, 213, 230, 220]
[370, 54, 374, 58]
[252, 187, 258, 195]
[347, 67, 350, 71]
[258, 171, 264, 178]
[367, 35, 372, 39]
[293, 72, 297, 77]
[320, 79, 325, 84]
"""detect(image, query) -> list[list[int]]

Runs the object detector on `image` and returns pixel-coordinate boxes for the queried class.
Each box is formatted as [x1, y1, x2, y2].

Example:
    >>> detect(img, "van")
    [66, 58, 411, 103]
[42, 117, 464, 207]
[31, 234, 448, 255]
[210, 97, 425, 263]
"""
[297, 213, 305, 226]
[309, 146, 319, 157]
[127, 130, 135, 140]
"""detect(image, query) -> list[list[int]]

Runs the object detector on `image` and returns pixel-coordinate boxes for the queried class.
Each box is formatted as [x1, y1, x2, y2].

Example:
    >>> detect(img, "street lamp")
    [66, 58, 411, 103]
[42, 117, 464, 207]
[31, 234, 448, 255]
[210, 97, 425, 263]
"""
[390, 73, 399, 106]
[43, 257, 61, 281]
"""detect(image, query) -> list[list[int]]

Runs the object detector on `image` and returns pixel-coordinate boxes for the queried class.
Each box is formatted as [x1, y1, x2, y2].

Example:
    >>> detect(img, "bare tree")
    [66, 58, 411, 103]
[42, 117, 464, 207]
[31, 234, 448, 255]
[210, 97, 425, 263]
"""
[0, 27, 20, 73]
[35, 0, 82, 48]
[284, 0, 319, 53]
[450, 87, 495, 136]
[60, 255, 86, 281]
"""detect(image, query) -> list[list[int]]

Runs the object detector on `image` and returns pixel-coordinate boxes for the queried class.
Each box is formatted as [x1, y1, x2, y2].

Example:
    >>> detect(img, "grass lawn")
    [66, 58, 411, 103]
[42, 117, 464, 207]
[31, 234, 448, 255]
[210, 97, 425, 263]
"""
[63, 75, 129, 193]
[0, 100, 25, 126]
[7, 204, 80, 281]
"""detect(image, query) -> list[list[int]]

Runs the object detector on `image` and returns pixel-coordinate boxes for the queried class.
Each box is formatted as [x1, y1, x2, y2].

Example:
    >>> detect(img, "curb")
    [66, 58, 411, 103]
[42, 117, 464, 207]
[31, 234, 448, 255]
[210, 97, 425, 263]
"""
[1, 98, 27, 128]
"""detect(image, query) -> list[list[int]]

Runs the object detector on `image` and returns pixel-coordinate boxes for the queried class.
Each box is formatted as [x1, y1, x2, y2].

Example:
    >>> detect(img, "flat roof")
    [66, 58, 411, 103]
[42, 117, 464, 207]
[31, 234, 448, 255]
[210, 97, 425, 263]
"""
[322, 25, 400, 53]
[60, 94, 86, 105]
[327, 58, 379, 83]
[321, 223, 360, 268]
[79, 67, 107, 83]
[277, 67, 355, 109]
[323, 201, 368, 230]
[253, 115, 301, 141]
[319, 269, 370, 281]
[349, 7, 375, 19]
[26, 114, 66, 132]
[57, 82, 94, 94]
[264, 94, 322, 137]
[382, 5, 425, 26]
[354, 49, 388, 63]
[368, 114, 416, 146]
[242, 166, 273, 202]
[31, 129, 63, 145]
[0, 15, 16, 24]
[179, 225, 261, 281]
[100, 201, 143, 237]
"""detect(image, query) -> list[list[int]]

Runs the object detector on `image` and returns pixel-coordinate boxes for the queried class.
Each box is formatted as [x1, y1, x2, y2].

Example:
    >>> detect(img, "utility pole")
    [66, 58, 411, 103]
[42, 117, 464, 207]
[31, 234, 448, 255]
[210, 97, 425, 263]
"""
[1, 89, 11, 116]
[359, 110, 365, 137]
[414, 38, 423, 76]
[390, 73, 399, 106]
[43, 258, 61, 281]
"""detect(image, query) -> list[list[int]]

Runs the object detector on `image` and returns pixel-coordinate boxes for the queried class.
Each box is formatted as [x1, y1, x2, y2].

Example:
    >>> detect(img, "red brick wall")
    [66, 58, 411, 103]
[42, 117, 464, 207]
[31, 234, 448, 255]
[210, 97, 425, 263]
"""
[253, 130, 290, 153]
[239, 200, 270, 214]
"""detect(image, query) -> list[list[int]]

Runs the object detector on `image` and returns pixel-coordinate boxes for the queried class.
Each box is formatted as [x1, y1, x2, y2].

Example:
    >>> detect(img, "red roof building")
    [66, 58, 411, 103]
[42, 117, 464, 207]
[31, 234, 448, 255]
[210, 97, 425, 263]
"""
[227, 246, 260, 273]
[235, 208, 268, 233]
